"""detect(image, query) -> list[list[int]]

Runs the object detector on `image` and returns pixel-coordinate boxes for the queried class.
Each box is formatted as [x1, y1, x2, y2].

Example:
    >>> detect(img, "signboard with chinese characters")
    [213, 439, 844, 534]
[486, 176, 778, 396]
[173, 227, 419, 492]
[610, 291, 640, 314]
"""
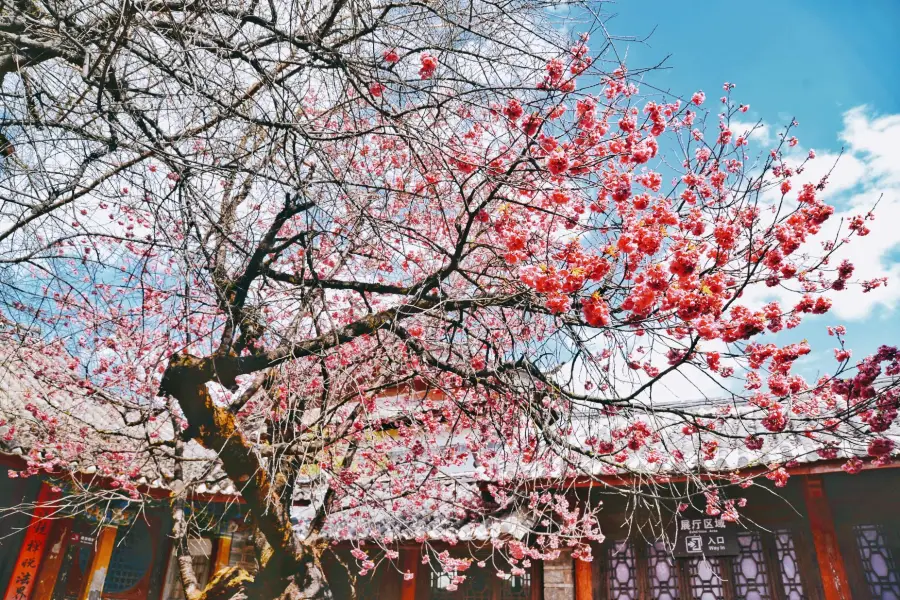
[673, 511, 739, 557]
[69, 531, 97, 547]
[1, 484, 60, 600]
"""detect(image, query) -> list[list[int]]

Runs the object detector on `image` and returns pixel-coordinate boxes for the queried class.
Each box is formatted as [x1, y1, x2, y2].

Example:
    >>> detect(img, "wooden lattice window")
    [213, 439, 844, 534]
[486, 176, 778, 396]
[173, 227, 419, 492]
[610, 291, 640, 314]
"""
[731, 532, 772, 600]
[773, 528, 807, 600]
[431, 570, 456, 600]
[430, 561, 533, 599]
[684, 556, 725, 600]
[854, 524, 900, 599]
[606, 540, 638, 599]
[594, 528, 819, 600]
[646, 541, 680, 600]
[500, 570, 531, 600]
[104, 523, 154, 594]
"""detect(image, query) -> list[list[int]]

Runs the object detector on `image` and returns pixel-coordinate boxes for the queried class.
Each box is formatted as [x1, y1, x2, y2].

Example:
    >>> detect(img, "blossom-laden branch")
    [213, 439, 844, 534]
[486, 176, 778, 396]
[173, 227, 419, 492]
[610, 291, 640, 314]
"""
[0, 0, 897, 598]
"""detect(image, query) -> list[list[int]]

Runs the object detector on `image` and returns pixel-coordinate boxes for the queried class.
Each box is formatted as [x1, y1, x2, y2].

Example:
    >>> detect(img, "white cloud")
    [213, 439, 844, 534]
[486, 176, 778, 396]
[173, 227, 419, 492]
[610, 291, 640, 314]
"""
[840, 108, 900, 187]
[729, 118, 773, 147]
[741, 106, 900, 321]
[804, 107, 900, 319]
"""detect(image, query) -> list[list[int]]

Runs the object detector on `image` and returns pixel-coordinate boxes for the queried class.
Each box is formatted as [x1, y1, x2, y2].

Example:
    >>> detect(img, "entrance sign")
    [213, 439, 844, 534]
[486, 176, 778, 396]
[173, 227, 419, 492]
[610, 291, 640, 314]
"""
[69, 532, 97, 547]
[672, 511, 739, 557]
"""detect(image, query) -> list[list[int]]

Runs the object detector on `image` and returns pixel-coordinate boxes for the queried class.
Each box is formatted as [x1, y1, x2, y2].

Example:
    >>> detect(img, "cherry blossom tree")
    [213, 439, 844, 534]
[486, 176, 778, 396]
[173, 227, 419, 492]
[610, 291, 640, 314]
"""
[0, 0, 898, 598]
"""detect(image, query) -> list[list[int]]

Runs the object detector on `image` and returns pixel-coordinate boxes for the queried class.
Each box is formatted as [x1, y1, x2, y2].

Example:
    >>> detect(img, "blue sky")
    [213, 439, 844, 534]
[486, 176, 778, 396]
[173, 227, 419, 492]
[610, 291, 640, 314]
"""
[586, 0, 900, 391]
[604, 0, 900, 147]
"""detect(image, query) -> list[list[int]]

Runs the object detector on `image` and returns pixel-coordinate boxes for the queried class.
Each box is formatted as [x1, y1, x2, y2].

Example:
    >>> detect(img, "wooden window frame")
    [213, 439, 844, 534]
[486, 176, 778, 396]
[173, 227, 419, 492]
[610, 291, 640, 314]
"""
[592, 527, 821, 600]
[102, 518, 160, 600]
[427, 550, 540, 600]
[837, 520, 900, 600]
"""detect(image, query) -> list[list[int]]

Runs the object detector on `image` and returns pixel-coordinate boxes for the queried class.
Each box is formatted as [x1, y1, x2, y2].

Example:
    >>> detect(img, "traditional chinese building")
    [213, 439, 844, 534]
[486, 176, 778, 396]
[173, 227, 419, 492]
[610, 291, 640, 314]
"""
[3, 448, 900, 600]
[2, 363, 899, 600]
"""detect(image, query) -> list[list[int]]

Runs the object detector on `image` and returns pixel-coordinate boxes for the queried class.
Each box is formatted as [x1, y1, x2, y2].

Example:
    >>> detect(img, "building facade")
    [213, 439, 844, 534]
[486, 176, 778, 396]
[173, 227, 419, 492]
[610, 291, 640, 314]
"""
[2, 453, 899, 600]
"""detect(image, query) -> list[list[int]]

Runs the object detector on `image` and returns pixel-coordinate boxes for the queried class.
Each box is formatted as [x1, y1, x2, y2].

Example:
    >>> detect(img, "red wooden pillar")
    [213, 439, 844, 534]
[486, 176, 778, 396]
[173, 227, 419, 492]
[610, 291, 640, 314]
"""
[399, 546, 420, 600]
[574, 556, 592, 600]
[31, 517, 74, 599]
[2, 482, 61, 600]
[803, 475, 851, 600]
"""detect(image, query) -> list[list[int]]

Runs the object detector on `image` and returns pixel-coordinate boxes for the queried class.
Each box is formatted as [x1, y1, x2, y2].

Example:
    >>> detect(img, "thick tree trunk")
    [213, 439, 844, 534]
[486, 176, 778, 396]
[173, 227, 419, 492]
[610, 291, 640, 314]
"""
[160, 354, 301, 559]
[161, 353, 334, 600]
[185, 555, 332, 600]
